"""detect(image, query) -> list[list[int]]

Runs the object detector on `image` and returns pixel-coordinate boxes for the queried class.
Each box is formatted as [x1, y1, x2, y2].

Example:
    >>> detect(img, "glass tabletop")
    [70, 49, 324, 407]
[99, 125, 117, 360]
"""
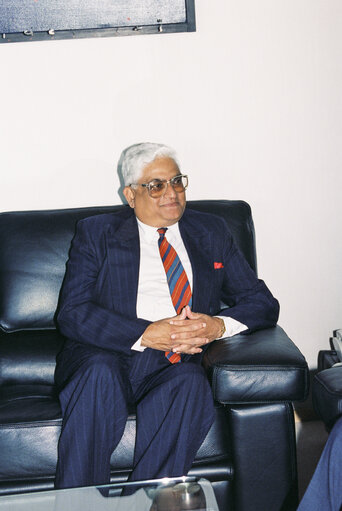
[0, 477, 219, 511]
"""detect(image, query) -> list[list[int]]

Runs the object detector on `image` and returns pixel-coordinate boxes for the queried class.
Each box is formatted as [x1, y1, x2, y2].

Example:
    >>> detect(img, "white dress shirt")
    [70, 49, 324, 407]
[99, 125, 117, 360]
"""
[132, 218, 247, 351]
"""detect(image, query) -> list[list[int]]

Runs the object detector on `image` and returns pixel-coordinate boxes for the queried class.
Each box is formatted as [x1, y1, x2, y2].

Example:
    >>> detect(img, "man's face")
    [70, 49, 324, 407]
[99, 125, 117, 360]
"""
[124, 156, 186, 227]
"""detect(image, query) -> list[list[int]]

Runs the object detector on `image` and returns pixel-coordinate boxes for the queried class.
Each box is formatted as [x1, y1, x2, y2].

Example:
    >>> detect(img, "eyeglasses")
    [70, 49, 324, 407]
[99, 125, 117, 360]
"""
[131, 174, 188, 198]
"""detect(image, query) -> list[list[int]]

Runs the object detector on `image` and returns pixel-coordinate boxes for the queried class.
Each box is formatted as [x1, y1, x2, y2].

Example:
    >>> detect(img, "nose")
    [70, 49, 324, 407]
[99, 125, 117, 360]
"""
[162, 179, 177, 199]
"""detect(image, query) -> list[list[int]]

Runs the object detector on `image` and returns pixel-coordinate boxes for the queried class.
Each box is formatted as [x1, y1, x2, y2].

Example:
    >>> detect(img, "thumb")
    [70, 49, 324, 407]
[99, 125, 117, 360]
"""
[170, 307, 187, 323]
[184, 305, 197, 319]
[178, 307, 187, 320]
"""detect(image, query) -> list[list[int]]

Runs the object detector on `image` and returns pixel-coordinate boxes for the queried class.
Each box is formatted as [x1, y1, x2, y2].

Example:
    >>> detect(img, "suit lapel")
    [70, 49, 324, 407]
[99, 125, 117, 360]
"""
[106, 213, 140, 318]
[179, 212, 214, 313]
[105, 208, 214, 317]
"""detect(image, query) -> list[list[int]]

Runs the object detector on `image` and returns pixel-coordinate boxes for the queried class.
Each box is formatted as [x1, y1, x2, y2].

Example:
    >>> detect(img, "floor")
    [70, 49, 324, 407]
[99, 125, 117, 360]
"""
[294, 370, 329, 502]
[296, 418, 328, 500]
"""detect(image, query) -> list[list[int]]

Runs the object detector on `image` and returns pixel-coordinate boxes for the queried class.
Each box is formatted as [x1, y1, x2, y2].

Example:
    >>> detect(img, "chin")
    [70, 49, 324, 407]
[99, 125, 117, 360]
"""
[162, 206, 184, 220]
[162, 215, 184, 226]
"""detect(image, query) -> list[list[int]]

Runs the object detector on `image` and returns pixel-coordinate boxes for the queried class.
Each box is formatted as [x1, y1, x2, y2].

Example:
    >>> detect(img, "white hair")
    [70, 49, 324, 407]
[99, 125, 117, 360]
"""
[119, 143, 179, 186]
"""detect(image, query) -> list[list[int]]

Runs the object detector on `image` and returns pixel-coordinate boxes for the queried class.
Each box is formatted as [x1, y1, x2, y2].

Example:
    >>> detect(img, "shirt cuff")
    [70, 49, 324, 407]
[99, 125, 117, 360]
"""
[131, 336, 146, 352]
[215, 316, 248, 339]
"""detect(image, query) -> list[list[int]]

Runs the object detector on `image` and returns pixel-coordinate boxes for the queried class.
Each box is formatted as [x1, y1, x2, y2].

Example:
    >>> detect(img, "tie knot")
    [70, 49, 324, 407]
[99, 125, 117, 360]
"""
[157, 227, 167, 238]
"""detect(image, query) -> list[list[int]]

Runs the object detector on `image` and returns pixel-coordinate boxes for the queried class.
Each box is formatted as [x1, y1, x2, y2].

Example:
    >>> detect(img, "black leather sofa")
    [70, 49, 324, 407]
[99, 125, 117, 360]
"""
[0, 200, 309, 511]
[313, 331, 342, 430]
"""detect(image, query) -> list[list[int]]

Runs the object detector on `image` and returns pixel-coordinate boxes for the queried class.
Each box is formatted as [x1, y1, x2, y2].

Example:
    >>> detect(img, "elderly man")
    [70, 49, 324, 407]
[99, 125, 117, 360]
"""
[54, 142, 279, 489]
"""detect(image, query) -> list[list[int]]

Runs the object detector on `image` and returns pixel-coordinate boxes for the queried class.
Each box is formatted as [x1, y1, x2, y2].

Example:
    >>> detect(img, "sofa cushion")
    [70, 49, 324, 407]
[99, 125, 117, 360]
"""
[0, 331, 64, 386]
[0, 386, 61, 479]
[0, 386, 232, 480]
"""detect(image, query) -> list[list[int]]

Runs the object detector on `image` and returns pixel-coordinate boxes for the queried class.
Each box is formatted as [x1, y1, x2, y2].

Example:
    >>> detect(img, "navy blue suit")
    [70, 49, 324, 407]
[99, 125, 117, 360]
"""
[55, 207, 279, 488]
[297, 416, 342, 510]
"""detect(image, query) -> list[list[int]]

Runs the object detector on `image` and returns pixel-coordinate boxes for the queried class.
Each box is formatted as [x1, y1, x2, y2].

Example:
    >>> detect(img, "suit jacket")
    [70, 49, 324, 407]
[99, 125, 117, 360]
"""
[57, 206, 279, 356]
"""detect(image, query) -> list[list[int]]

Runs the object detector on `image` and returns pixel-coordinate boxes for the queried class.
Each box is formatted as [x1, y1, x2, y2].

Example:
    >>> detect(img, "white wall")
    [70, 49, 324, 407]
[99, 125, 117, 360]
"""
[1, 0, 341, 367]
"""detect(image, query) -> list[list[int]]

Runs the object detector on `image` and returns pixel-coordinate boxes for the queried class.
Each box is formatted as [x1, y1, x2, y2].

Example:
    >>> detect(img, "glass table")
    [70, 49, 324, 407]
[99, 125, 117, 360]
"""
[0, 477, 219, 511]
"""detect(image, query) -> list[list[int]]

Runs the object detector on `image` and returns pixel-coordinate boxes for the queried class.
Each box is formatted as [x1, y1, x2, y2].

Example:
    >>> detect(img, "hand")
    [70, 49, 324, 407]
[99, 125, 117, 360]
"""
[170, 306, 224, 354]
[141, 308, 209, 355]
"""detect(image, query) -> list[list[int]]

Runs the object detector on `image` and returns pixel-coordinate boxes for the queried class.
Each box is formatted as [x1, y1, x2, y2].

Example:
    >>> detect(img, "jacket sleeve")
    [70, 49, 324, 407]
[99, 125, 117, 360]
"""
[218, 221, 280, 332]
[57, 219, 151, 355]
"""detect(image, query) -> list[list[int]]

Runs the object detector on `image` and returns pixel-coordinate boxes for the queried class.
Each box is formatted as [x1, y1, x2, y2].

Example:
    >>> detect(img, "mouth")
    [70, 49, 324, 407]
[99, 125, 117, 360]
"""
[161, 201, 180, 208]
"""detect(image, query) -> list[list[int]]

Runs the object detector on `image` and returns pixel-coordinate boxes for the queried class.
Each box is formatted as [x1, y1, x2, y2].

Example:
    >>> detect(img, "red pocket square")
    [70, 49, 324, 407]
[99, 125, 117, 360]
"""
[214, 262, 224, 269]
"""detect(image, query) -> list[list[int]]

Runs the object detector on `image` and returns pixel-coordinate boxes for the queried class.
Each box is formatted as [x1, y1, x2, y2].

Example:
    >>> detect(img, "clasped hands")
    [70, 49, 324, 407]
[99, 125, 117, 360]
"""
[141, 305, 224, 355]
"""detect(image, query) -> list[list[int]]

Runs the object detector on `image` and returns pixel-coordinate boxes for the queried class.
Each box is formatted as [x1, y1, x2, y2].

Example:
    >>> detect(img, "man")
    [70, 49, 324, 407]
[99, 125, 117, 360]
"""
[55, 142, 279, 489]
[297, 415, 342, 510]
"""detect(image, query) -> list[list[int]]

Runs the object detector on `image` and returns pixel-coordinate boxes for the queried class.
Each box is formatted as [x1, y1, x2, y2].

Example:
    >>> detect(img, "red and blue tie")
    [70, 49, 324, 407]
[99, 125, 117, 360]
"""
[157, 228, 192, 363]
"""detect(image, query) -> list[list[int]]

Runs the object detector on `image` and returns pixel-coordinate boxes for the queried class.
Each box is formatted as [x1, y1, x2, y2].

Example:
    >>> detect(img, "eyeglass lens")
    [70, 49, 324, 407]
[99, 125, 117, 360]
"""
[148, 175, 188, 197]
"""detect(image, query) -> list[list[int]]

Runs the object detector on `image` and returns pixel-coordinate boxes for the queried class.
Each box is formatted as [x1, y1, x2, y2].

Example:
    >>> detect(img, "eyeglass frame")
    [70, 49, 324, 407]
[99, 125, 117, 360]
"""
[130, 174, 188, 198]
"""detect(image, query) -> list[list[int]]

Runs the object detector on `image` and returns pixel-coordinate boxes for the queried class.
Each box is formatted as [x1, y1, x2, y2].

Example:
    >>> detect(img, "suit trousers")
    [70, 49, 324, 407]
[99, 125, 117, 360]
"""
[54, 342, 215, 489]
[297, 415, 342, 511]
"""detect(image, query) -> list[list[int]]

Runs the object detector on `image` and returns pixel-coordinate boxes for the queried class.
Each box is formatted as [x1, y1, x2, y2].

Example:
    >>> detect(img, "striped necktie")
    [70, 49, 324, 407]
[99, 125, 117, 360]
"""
[157, 228, 192, 363]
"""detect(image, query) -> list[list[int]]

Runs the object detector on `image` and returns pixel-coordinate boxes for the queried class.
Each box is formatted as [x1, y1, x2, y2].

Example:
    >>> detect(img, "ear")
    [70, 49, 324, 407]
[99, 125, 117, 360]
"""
[123, 186, 135, 209]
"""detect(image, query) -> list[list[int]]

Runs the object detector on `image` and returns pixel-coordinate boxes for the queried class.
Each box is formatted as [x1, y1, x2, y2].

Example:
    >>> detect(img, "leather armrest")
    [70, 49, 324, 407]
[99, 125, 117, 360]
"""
[313, 367, 342, 430]
[317, 349, 339, 371]
[203, 325, 309, 404]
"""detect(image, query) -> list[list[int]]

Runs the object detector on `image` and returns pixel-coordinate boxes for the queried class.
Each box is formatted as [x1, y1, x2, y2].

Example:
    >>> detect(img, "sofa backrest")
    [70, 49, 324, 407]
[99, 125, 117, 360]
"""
[0, 200, 256, 334]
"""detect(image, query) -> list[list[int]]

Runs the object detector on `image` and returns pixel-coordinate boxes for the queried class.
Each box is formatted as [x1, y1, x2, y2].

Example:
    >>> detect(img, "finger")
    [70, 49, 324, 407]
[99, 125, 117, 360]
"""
[171, 337, 209, 347]
[172, 344, 203, 355]
[170, 327, 209, 340]
[169, 319, 206, 329]
[171, 344, 203, 355]
[184, 306, 201, 320]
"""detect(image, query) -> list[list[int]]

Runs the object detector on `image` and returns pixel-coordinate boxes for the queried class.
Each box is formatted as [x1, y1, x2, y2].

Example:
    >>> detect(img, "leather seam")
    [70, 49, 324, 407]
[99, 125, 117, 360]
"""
[0, 420, 62, 429]
[211, 366, 307, 371]
[192, 454, 230, 465]
[314, 378, 342, 397]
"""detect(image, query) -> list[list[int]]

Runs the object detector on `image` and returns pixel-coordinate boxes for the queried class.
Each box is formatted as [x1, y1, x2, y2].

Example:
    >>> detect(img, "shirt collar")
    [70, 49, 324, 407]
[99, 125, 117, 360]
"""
[137, 218, 180, 244]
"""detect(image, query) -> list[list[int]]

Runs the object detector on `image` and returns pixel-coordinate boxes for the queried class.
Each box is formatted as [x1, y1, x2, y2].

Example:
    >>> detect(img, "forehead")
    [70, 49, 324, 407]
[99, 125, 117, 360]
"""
[140, 157, 179, 182]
